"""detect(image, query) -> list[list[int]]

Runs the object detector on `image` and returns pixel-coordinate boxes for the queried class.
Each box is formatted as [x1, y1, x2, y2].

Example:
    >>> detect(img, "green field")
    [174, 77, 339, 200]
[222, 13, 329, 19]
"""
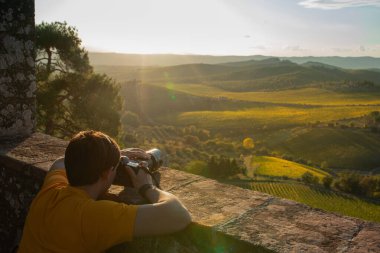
[249, 156, 330, 180]
[162, 105, 380, 129]
[249, 181, 380, 222]
[155, 84, 380, 106]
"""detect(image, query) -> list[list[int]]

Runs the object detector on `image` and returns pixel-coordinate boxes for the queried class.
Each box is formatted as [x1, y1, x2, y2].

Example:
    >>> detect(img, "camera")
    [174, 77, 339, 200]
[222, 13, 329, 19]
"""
[113, 148, 163, 188]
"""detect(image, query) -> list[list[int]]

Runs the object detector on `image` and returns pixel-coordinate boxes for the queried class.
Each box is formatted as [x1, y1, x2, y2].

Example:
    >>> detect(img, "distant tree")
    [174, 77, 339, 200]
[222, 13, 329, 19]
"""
[197, 129, 210, 141]
[320, 161, 329, 170]
[218, 156, 230, 178]
[36, 21, 121, 138]
[123, 133, 137, 144]
[185, 160, 208, 176]
[207, 156, 218, 178]
[334, 173, 361, 195]
[322, 176, 333, 189]
[301, 172, 319, 184]
[243, 137, 255, 150]
[230, 158, 241, 175]
[121, 111, 140, 128]
[184, 135, 200, 146]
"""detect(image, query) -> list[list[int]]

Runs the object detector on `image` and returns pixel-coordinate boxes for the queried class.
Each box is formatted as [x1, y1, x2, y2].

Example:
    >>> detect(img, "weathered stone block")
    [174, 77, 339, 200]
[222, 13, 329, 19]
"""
[0, 0, 35, 137]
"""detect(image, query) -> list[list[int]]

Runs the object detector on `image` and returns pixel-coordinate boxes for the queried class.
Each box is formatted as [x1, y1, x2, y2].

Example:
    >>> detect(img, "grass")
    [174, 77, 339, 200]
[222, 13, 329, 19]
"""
[249, 156, 330, 180]
[249, 181, 380, 222]
[163, 105, 380, 129]
[153, 84, 380, 106]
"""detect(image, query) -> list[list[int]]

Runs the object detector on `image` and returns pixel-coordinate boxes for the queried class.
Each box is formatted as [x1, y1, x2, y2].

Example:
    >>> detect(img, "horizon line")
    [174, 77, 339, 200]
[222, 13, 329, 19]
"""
[88, 51, 380, 58]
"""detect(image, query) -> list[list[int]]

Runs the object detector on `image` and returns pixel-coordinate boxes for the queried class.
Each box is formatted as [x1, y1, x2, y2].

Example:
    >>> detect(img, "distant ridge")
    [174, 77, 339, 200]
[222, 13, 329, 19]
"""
[89, 52, 380, 69]
[95, 57, 380, 91]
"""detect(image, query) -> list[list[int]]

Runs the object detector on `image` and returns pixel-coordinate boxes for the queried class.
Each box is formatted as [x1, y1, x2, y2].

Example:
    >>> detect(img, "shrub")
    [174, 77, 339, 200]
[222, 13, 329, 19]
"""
[184, 160, 208, 176]
[184, 135, 200, 146]
[197, 129, 210, 140]
[320, 161, 329, 170]
[121, 111, 140, 127]
[302, 172, 319, 184]
[322, 176, 333, 189]
[123, 133, 137, 144]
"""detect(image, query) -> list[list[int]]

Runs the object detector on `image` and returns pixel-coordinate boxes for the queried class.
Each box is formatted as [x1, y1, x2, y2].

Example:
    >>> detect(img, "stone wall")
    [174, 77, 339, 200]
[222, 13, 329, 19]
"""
[0, 0, 36, 138]
[1, 133, 379, 253]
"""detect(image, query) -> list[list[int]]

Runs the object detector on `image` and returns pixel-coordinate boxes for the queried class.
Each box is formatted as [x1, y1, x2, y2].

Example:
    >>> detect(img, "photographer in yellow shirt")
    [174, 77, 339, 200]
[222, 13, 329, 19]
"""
[18, 130, 191, 252]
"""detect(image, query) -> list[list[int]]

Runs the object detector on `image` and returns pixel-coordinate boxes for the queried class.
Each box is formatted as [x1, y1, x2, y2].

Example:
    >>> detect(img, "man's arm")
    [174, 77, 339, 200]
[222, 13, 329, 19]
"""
[124, 166, 192, 237]
[49, 157, 65, 171]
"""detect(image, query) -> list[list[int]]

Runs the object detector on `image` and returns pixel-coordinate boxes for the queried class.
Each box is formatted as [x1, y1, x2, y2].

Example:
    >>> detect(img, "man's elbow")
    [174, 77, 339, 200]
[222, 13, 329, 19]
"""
[178, 208, 192, 229]
[171, 202, 192, 231]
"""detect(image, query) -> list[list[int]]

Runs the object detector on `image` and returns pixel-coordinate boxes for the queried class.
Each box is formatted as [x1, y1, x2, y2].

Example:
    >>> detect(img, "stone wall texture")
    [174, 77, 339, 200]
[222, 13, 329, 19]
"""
[1, 133, 379, 253]
[0, 0, 35, 138]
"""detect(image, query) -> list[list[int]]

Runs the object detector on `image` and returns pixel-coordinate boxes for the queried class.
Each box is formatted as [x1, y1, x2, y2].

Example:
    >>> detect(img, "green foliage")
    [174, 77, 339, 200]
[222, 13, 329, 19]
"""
[123, 133, 137, 144]
[185, 160, 208, 175]
[322, 176, 333, 189]
[301, 172, 319, 184]
[207, 156, 241, 179]
[36, 21, 91, 80]
[184, 135, 200, 146]
[36, 22, 121, 138]
[243, 137, 255, 149]
[121, 111, 140, 127]
[334, 173, 380, 198]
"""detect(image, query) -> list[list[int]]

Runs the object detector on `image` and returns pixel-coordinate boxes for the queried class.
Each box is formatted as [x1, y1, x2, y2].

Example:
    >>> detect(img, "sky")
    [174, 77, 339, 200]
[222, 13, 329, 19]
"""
[35, 0, 380, 57]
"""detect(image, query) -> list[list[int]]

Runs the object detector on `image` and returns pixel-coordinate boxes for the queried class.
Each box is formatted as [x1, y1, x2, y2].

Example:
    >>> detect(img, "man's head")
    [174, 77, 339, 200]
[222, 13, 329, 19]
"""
[64, 130, 120, 187]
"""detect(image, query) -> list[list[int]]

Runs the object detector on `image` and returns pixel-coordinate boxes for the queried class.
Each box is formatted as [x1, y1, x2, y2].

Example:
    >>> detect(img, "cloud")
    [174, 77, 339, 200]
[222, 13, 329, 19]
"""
[283, 45, 307, 51]
[332, 47, 354, 52]
[299, 0, 380, 10]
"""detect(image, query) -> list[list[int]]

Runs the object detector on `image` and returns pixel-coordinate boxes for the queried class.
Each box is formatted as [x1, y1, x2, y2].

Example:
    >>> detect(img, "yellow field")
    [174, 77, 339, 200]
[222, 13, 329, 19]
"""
[249, 156, 330, 180]
[155, 83, 380, 106]
[171, 105, 380, 128]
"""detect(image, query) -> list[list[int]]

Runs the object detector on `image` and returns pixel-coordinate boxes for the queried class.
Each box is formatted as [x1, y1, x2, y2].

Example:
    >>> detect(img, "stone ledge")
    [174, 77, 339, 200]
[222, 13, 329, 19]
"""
[1, 133, 379, 253]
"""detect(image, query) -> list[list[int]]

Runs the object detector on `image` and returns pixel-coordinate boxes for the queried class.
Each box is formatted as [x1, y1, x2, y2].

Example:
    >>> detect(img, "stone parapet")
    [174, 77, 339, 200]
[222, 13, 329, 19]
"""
[1, 133, 379, 252]
[0, 0, 36, 137]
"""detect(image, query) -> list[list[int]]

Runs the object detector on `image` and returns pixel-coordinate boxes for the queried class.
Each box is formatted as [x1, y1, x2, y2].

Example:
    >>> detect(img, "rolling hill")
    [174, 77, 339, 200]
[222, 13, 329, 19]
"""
[90, 52, 380, 69]
[99, 56, 380, 173]
[95, 58, 380, 91]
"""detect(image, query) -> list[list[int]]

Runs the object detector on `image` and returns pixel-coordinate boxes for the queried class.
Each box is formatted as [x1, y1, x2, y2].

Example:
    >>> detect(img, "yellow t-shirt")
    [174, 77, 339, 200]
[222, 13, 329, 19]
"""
[18, 170, 138, 253]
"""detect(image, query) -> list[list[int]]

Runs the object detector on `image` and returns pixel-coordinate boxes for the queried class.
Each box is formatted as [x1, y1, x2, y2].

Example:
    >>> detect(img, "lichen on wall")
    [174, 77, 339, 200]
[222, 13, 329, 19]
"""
[0, 0, 35, 137]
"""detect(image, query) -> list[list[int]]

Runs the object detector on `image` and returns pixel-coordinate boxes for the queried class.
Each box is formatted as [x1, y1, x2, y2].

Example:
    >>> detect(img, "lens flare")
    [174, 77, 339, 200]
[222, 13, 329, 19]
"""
[165, 78, 177, 101]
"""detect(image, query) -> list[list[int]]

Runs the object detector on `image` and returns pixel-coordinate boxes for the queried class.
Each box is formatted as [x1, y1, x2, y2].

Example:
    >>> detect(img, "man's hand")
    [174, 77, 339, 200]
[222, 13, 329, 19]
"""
[124, 166, 153, 190]
[120, 148, 150, 161]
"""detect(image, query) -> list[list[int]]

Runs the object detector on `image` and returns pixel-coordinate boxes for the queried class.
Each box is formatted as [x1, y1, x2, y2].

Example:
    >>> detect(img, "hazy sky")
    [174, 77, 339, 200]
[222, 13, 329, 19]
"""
[36, 0, 380, 57]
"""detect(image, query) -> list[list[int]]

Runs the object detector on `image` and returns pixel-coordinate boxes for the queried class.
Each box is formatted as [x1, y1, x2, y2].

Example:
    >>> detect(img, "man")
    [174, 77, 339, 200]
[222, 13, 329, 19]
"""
[18, 130, 191, 252]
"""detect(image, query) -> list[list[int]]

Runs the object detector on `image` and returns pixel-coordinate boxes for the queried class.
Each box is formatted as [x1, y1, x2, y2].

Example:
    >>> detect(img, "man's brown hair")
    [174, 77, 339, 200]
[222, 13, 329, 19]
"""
[64, 130, 120, 186]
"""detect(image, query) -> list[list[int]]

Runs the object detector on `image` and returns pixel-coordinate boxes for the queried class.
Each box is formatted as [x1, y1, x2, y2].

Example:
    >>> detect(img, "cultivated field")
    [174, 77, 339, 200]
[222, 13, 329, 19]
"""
[162, 105, 380, 129]
[154, 84, 380, 106]
[249, 156, 330, 180]
[261, 128, 380, 171]
[249, 181, 380, 222]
